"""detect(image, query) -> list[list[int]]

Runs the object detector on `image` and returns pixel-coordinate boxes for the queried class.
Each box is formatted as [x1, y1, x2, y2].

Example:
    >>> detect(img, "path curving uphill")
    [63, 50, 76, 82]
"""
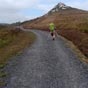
[6, 29, 88, 88]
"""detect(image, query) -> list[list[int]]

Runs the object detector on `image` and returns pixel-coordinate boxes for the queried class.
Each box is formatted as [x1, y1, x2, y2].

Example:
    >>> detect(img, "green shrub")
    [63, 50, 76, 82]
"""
[0, 38, 12, 48]
[0, 71, 7, 77]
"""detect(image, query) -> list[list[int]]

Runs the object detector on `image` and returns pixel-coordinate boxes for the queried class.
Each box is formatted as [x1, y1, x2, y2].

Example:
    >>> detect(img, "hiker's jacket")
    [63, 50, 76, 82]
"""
[49, 23, 55, 32]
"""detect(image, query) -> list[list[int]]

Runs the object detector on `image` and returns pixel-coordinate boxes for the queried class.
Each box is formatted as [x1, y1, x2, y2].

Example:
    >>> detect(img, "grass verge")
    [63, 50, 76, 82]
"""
[0, 28, 36, 87]
[58, 29, 88, 62]
[59, 35, 88, 63]
[0, 81, 6, 87]
[0, 31, 36, 65]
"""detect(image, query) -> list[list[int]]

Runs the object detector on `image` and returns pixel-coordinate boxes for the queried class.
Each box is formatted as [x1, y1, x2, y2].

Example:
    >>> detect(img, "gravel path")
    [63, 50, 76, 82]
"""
[5, 29, 88, 88]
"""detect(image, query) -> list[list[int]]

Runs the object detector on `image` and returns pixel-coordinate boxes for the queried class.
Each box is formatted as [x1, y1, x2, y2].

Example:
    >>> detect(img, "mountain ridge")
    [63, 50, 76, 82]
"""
[22, 2, 88, 27]
[48, 2, 73, 14]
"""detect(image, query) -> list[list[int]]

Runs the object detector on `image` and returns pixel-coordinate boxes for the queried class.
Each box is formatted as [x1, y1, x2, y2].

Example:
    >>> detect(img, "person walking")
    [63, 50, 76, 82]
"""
[49, 22, 56, 40]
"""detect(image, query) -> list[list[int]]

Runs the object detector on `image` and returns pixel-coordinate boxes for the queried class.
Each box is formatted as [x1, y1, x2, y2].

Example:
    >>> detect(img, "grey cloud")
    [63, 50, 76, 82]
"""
[0, 0, 40, 23]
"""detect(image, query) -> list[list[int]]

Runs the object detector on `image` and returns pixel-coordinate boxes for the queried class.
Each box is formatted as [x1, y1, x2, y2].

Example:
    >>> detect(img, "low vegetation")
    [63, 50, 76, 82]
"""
[58, 29, 88, 58]
[0, 81, 6, 87]
[0, 26, 36, 65]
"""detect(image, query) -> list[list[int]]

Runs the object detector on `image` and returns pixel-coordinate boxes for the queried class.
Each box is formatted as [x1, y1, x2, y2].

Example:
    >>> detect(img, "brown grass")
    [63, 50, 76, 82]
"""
[58, 29, 88, 58]
[22, 12, 88, 31]
[0, 28, 36, 66]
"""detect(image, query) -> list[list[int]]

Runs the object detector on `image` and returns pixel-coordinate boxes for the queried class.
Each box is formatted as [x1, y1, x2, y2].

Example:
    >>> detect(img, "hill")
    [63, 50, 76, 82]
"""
[22, 2, 88, 31]
[22, 2, 88, 58]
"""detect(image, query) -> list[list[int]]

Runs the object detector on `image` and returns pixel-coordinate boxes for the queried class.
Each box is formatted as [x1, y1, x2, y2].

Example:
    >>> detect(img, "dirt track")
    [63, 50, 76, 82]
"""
[6, 29, 88, 88]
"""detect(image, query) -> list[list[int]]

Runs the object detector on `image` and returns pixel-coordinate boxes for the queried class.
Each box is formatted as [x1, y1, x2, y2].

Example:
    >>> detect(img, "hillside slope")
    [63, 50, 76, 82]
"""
[22, 2, 88, 31]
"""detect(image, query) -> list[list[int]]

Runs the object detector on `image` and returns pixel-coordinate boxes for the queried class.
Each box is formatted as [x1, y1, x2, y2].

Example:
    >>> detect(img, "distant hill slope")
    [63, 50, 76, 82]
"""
[22, 2, 88, 31]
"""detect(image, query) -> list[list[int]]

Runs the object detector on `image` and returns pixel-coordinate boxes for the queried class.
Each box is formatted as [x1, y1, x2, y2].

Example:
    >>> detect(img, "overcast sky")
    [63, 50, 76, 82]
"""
[0, 0, 88, 23]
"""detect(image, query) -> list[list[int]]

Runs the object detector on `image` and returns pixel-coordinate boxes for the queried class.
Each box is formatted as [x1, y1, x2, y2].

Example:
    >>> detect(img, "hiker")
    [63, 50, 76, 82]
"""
[49, 22, 56, 40]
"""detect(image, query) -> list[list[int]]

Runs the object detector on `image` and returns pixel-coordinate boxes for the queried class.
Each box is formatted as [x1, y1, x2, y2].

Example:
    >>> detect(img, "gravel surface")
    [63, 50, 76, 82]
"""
[5, 29, 88, 88]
